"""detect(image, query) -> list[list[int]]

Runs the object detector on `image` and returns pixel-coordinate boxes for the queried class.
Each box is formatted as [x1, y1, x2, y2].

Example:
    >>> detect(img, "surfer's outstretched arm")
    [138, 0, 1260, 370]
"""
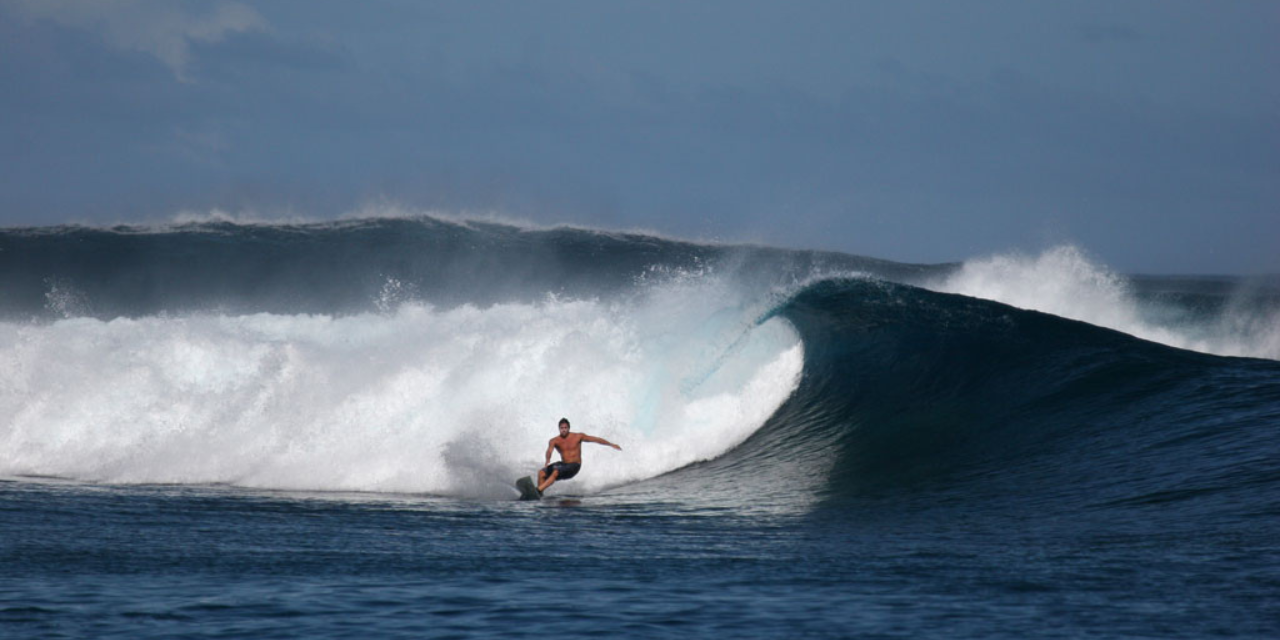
[581, 434, 621, 450]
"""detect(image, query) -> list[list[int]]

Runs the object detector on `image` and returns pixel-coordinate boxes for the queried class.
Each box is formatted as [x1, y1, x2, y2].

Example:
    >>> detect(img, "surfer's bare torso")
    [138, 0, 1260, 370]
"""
[547, 432, 594, 465]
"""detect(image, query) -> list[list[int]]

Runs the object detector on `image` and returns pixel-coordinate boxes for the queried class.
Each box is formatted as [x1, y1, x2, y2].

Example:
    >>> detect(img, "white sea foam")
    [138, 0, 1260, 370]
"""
[0, 277, 803, 497]
[928, 245, 1280, 360]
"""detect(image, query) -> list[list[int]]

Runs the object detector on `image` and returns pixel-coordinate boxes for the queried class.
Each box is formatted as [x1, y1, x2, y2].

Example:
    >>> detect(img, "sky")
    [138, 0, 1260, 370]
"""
[1, 0, 1276, 273]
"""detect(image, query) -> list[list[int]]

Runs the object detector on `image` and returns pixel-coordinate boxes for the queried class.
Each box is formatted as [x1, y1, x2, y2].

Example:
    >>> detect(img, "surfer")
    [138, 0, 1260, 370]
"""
[537, 418, 622, 494]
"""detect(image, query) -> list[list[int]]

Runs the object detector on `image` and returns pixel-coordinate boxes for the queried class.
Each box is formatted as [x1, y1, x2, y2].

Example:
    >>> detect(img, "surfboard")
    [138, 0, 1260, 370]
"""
[515, 476, 541, 501]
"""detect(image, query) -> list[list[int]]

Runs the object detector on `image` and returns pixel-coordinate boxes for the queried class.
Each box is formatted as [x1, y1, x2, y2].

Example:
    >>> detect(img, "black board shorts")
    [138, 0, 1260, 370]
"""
[542, 462, 581, 481]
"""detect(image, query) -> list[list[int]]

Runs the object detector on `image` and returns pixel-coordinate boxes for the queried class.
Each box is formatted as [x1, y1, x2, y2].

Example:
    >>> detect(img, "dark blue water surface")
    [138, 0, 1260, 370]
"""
[4, 469, 1277, 639]
[2, 218, 1279, 638]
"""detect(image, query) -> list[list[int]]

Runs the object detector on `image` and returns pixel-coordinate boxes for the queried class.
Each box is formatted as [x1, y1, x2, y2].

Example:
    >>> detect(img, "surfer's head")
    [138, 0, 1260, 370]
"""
[558, 418, 570, 436]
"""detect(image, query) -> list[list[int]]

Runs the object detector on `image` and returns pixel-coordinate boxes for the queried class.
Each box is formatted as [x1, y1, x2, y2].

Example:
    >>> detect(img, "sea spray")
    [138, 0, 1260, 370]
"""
[928, 245, 1280, 360]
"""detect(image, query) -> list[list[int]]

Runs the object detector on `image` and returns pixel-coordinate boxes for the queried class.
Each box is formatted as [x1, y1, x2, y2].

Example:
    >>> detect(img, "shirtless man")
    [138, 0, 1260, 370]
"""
[537, 418, 622, 494]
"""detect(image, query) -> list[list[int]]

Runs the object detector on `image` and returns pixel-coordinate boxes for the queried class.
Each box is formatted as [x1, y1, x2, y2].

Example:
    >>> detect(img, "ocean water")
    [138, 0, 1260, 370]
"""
[2, 217, 1278, 638]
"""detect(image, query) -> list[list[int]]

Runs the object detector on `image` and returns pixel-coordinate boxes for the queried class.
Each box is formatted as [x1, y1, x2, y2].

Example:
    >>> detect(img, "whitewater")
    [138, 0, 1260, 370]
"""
[2, 288, 802, 495]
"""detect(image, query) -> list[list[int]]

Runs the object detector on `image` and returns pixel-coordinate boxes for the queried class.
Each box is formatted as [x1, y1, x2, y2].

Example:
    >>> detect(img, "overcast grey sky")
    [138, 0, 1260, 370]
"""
[2, 0, 1276, 272]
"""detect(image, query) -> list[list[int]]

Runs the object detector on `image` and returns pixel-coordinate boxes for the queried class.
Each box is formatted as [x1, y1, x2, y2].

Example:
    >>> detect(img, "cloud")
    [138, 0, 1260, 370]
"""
[6, 0, 268, 81]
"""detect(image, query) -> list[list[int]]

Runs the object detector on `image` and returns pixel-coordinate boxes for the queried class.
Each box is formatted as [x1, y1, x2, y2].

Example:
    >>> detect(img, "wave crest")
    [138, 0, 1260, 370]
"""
[928, 245, 1280, 360]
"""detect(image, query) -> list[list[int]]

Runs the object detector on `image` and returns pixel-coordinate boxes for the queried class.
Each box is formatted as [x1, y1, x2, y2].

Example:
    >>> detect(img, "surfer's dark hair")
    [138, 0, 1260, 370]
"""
[558, 418, 570, 427]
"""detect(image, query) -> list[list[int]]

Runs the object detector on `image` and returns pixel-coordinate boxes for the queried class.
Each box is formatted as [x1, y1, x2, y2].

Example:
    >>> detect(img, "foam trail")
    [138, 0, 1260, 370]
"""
[0, 278, 803, 497]
[928, 246, 1279, 360]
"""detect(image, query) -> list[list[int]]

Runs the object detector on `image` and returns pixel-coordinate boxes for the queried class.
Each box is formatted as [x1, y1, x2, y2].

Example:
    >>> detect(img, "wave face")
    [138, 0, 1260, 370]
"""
[765, 279, 1280, 514]
[2, 217, 1278, 514]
